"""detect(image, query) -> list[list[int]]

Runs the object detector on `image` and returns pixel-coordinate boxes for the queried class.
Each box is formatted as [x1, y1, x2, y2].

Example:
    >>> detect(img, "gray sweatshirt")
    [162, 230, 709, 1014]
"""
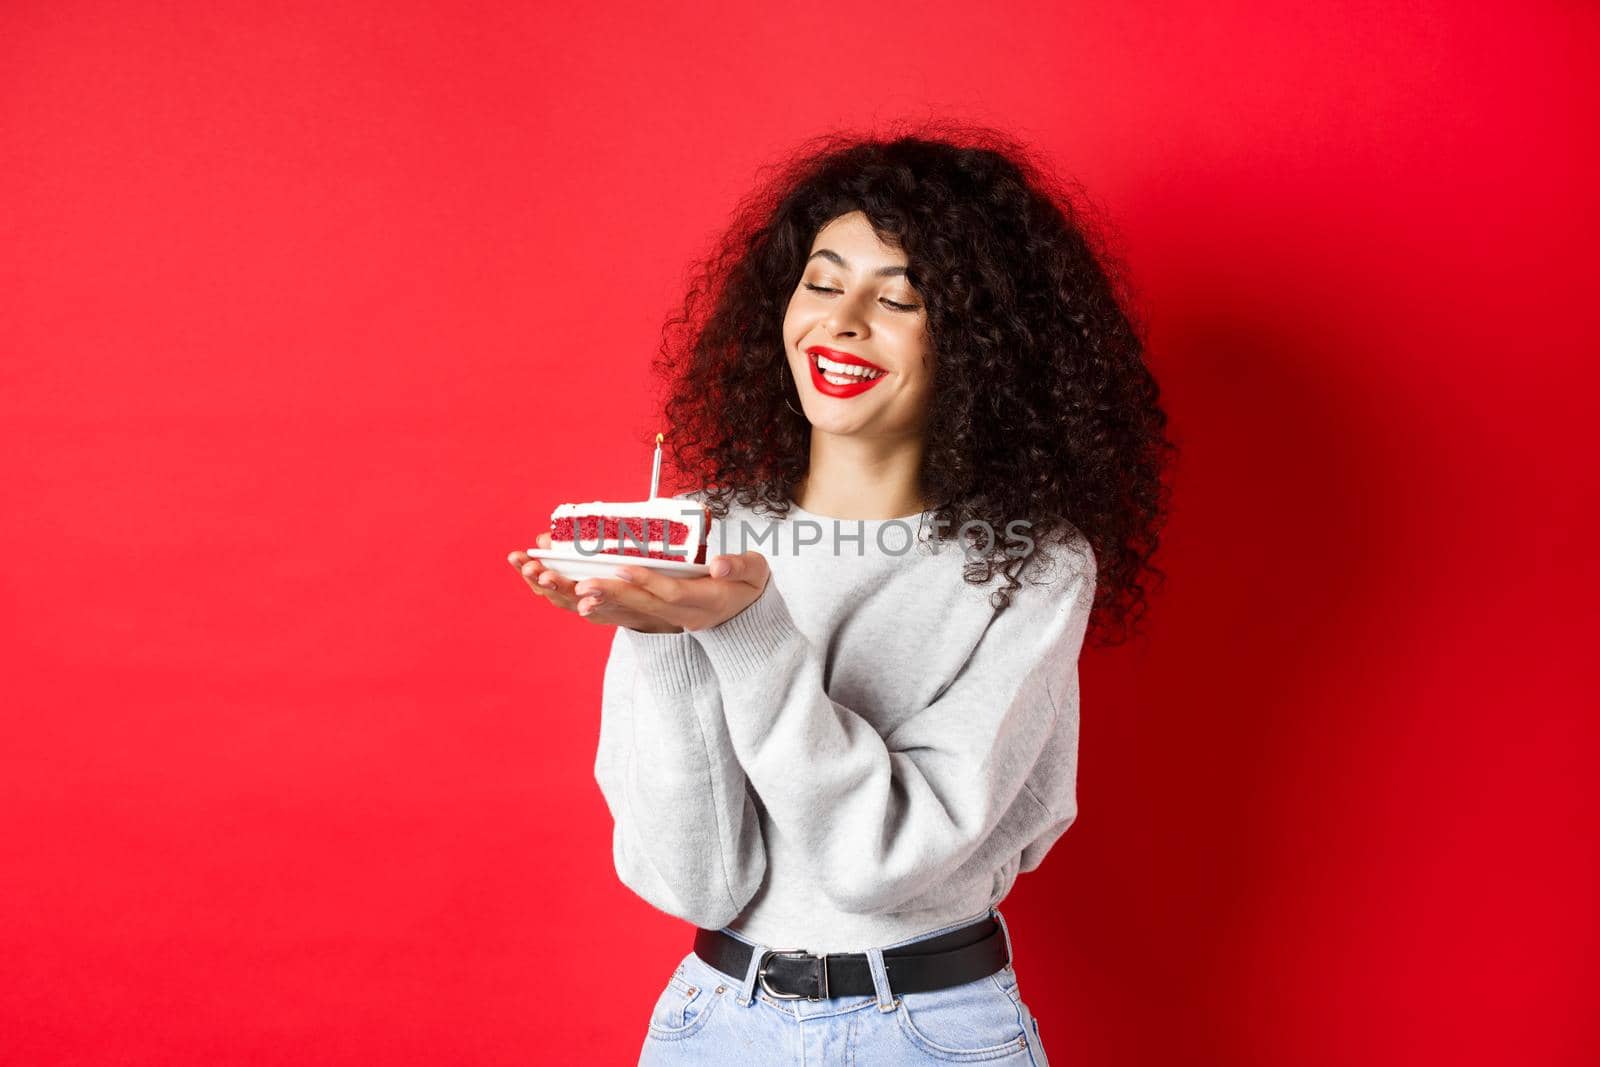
[592, 490, 1095, 953]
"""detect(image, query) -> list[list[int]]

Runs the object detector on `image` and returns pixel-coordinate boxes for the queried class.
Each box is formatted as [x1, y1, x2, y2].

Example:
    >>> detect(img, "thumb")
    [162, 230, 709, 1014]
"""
[713, 551, 768, 586]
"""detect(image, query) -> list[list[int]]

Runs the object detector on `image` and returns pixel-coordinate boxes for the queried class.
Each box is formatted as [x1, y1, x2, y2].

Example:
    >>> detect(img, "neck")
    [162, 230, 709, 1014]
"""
[793, 429, 927, 520]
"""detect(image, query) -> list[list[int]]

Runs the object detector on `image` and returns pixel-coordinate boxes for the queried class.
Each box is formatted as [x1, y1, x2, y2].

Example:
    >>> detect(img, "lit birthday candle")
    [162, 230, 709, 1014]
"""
[648, 432, 663, 499]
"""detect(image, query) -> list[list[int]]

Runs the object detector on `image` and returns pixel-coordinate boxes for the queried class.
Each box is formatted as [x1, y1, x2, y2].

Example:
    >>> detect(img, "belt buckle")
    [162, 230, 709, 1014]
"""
[757, 948, 829, 1001]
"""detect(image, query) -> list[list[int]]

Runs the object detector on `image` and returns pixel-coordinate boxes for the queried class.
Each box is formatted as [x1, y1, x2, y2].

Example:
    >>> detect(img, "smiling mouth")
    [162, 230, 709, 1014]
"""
[808, 351, 888, 383]
[806, 351, 889, 394]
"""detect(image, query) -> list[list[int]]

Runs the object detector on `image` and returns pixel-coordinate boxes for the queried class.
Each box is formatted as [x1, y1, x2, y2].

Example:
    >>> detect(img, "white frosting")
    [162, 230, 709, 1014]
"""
[549, 497, 709, 556]
[550, 498, 703, 521]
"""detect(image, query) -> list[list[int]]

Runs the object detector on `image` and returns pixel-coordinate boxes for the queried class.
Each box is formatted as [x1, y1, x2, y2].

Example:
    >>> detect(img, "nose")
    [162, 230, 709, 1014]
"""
[823, 306, 868, 339]
[821, 288, 876, 338]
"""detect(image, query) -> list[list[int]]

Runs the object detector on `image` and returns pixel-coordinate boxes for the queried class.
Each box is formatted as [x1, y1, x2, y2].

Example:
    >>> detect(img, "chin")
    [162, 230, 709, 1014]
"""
[807, 410, 878, 434]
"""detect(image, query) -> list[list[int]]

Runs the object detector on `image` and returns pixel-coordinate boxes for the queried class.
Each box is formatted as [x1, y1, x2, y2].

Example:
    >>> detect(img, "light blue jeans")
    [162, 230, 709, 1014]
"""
[637, 905, 1051, 1065]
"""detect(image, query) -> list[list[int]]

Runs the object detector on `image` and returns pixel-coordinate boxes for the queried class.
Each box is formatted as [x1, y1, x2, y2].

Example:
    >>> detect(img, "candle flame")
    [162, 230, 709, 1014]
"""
[655, 432, 663, 444]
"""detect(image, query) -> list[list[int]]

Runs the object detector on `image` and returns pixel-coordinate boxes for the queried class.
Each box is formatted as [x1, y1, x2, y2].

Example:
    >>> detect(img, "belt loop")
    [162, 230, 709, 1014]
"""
[991, 905, 1015, 967]
[864, 946, 897, 1012]
[737, 939, 766, 1007]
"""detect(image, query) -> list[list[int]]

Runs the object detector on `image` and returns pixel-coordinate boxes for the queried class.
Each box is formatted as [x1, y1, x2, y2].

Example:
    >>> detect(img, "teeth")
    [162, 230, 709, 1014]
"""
[814, 354, 884, 380]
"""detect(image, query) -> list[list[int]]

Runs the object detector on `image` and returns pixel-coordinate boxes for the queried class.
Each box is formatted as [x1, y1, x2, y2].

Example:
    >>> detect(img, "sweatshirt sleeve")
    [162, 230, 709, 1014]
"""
[591, 625, 767, 930]
[687, 558, 1095, 916]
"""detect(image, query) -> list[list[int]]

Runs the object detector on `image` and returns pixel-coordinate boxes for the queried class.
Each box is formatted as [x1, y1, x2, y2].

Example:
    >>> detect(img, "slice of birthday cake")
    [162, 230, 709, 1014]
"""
[548, 496, 712, 564]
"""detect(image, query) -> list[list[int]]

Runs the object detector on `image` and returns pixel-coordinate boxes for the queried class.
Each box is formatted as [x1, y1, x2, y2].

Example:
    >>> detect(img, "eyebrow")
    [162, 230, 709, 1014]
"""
[807, 249, 909, 278]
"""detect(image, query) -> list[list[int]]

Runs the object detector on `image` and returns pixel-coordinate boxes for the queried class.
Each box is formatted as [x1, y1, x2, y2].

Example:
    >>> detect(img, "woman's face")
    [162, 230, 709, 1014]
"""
[782, 211, 933, 439]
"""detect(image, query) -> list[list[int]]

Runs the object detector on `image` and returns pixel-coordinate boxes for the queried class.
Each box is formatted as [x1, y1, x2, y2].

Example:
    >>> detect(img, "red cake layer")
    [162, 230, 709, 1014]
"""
[550, 507, 709, 564]
[552, 516, 691, 543]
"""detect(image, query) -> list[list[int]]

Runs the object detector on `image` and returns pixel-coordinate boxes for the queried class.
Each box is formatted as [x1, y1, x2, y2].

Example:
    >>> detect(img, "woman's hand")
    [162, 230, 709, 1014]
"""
[508, 533, 684, 633]
[569, 550, 770, 633]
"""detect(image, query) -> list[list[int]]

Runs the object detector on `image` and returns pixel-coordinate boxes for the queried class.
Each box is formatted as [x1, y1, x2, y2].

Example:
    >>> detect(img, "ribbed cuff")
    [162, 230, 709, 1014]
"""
[623, 627, 714, 694]
[689, 578, 800, 682]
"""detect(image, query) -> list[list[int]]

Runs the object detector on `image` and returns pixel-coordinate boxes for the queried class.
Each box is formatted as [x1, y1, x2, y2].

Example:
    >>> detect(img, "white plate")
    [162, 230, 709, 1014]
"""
[523, 548, 711, 581]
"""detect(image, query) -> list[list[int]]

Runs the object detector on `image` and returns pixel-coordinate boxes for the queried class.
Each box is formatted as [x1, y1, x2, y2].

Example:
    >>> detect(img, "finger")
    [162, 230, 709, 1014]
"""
[578, 599, 664, 626]
[521, 561, 584, 610]
[519, 534, 554, 556]
[518, 558, 548, 588]
[709, 552, 764, 584]
[527, 560, 576, 594]
[510, 548, 600, 617]
[571, 576, 644, 612]
[539, 580, 580, 612]
[574, 577, 691, 629]
[576, 590, 638, 619]
[516, 560, 551, 598]
[575, 597, 657, 628]
[606, 566, 694, 607]
[732, 550, 770, 587]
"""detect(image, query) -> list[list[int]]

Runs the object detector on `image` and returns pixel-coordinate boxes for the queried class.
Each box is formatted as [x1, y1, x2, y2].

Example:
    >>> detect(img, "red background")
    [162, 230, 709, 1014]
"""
[2, 2, 1594, 1064]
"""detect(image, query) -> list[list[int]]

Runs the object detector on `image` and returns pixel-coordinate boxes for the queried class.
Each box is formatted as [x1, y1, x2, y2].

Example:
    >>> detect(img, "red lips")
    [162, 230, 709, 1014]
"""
[805, 346, 888, 398]
[806, 345, 885, 371]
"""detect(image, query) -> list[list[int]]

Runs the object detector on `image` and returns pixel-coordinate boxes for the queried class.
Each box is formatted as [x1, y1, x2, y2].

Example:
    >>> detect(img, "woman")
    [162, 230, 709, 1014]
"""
[509, 125, 1174, 1065]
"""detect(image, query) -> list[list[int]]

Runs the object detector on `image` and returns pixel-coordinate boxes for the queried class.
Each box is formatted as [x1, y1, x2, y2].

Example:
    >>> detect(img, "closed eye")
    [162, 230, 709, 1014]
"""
[803, 282, 920, 312]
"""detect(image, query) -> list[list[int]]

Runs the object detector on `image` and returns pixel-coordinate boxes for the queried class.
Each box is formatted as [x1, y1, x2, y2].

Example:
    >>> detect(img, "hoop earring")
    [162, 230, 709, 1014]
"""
[779, 359, 804, 417]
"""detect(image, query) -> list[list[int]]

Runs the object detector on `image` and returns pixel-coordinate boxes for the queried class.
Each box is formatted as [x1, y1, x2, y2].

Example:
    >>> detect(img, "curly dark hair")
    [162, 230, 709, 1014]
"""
[647, 120, 1177, 647]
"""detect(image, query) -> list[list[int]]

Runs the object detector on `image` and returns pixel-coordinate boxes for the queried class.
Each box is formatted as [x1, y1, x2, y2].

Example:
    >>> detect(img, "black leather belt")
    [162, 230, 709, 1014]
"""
[691, 914, 1009, 1001]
